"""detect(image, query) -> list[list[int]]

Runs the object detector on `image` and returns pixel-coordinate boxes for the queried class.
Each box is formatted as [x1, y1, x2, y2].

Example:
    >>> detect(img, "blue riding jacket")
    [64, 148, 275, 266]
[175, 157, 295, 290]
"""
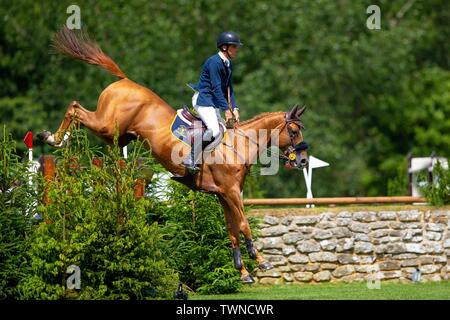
[190, 53, 238, 111]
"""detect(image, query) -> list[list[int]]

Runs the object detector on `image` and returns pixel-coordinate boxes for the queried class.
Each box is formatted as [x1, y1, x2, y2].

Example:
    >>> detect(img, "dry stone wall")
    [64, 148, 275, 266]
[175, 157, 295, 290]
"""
[252, 208, 450, 284]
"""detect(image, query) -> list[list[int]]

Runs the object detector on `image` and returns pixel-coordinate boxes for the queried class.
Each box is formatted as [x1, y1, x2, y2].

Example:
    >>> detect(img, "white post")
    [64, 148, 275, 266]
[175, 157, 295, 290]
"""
[302, 155, 330, 208]
[123, 146, 128, 159]
[23, 131, 33, 187]
[307, 163, 315, 208]
[28, 148, 33, 187]
[302, 168, 313, 208]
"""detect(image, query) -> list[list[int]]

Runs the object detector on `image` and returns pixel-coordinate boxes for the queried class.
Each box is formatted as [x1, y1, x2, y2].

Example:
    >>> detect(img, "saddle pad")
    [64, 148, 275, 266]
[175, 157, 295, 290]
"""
[170, 109, 226, 149]
[171, 109, 192, 145]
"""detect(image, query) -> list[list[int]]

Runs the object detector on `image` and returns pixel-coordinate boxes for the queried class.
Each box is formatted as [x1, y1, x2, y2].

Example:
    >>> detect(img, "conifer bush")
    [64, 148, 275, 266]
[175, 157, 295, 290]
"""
[17, 130, 178, 299]
[153, 182, 260, 294]
[0, 127, 35, 299]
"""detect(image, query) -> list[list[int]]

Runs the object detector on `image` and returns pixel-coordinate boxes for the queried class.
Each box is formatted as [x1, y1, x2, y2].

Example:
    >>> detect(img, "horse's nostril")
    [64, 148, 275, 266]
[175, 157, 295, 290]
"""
[300, 158, 307, 165]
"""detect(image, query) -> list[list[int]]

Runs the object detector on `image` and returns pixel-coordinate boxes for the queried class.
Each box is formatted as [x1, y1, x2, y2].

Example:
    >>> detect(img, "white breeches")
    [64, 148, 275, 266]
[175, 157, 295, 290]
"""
[192, 92, 222, 140]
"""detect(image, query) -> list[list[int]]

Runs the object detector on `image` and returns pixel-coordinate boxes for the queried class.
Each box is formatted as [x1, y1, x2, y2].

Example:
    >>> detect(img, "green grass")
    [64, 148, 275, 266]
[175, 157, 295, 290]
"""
[192, 282, 450, 300]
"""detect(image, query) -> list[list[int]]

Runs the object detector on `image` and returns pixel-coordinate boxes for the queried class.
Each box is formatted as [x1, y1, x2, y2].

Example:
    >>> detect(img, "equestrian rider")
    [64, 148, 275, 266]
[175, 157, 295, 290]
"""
[182, 31, 242, 171]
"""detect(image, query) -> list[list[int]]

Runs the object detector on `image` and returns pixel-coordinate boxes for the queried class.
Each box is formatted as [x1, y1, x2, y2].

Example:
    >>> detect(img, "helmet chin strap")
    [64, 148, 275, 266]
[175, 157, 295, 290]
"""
[222, 45, 232, 59]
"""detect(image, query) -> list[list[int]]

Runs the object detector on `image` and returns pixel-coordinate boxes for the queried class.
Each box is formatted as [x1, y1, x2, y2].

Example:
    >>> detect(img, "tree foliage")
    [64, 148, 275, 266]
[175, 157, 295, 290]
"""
[151, 180, 260, 294]
[1, 0, 449, 197]
[0, 126, 35, 299]
[17, 130, 178, 299]
[418, 161, 450, 206]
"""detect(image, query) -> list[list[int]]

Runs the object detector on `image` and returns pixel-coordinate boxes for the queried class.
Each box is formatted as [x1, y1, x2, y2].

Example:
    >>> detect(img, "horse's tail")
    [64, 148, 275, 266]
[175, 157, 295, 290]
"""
[53, 27, 127, 79]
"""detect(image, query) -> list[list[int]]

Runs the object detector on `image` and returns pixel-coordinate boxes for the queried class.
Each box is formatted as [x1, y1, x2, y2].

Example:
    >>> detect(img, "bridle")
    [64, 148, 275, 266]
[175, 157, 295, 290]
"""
[281, 113, 308, 163]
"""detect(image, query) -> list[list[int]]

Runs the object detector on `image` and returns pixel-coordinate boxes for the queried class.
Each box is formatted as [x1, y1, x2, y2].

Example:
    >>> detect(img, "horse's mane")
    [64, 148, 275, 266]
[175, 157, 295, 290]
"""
[239, 111, 285, 127]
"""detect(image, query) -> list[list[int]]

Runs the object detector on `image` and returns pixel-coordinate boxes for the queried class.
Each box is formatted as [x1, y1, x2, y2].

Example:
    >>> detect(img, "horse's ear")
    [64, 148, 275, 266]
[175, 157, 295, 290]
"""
[296, 105, 306, 118]
[288, 104, 299, 119]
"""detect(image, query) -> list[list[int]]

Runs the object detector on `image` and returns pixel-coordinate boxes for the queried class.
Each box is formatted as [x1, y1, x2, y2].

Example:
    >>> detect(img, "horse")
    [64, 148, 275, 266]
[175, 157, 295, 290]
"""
[39, 27, 309, 283]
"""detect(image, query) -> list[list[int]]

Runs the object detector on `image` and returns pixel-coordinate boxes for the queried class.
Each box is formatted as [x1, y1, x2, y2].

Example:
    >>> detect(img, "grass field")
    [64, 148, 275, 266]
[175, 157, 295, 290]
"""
[192, 282, 450, 300]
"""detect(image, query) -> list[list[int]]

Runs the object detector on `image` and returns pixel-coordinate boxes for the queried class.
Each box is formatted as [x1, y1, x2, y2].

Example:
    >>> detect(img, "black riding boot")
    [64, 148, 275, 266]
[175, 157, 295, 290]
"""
[182, 143, 201, 172]
[182, 129, 215, 172]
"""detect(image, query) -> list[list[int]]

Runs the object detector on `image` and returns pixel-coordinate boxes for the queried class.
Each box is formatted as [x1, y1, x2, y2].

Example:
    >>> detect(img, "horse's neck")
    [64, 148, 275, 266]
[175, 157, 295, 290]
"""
[240, 113, 285, 146]
[237, 113, 285, 166]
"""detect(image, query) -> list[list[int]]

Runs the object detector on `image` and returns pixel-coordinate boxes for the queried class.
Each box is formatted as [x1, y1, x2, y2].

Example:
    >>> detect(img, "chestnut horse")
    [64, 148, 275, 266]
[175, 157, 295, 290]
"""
[39, 28, 308, 283]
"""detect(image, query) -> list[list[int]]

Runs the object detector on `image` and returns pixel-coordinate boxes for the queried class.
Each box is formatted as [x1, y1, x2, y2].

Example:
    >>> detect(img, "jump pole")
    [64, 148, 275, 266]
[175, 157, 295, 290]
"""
[243, 196, 427, 206]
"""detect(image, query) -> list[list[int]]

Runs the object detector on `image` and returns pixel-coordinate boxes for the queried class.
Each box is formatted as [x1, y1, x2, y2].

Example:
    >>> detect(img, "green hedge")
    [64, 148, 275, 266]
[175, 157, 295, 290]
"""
[17, 130, 178, 299]
[152, 182, 242, 294]
[1, 127, 251, 299]
[0, 126, 35, 299]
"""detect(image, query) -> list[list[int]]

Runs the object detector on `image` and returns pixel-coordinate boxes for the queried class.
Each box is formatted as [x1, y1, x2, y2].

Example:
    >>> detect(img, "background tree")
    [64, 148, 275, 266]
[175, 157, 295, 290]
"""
[1, 0, 449, 197]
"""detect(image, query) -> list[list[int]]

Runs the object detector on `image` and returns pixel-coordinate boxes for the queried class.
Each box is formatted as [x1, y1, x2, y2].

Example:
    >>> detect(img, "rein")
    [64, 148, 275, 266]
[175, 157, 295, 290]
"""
[225, 113, 307, 164]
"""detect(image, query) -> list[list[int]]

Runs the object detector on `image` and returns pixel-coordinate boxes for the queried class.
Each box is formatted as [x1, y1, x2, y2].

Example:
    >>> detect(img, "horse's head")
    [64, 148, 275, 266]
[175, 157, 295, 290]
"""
[280, 104, 308, 170]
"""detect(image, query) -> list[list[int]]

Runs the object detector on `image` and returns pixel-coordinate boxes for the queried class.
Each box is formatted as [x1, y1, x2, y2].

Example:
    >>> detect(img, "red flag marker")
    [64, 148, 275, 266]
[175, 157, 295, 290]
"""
[24, 131, 33, 149]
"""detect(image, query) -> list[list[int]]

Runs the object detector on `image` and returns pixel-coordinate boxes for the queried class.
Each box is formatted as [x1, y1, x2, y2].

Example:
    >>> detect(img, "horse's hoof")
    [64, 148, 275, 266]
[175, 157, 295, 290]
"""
[241, 275, 255, 284]
[258, 261, 274, 271]
[37, 130, 52, 142]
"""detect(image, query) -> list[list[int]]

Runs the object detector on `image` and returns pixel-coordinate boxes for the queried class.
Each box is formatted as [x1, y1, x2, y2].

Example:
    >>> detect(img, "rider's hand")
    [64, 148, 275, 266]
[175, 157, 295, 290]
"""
[225, 109, 233, 121]
[233, 109, 240, 122]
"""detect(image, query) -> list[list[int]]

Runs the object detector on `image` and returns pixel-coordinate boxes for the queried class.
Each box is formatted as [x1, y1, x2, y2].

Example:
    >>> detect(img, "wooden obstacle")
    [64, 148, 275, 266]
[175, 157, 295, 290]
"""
[39, 155, 56, 204]
[243, 196, 427, 206]
[38, 155, 148, 203]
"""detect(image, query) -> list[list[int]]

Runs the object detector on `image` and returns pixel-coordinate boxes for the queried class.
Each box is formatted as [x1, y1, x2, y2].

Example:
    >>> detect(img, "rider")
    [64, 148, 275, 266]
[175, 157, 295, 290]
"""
[182, 31, 242, 171]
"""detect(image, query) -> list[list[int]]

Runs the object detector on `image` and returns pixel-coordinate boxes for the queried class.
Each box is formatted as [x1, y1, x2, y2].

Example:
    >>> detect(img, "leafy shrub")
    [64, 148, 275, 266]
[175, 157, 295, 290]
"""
[419, 161, 450, 206]
[17, 129, 178, 299]
[387, 158, 409, 196]
[2, 126, 259, 299]
[152, 181, 259, 294]
[0, 127, 35, 299]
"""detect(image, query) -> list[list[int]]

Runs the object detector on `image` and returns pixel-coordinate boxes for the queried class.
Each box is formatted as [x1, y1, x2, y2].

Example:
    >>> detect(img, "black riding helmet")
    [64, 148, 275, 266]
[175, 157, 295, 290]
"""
[216, 31, 243, 48]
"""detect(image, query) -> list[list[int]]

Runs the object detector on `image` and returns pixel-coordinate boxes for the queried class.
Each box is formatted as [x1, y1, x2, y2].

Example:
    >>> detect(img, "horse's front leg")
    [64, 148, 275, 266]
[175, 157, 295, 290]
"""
[238, 207, 274, 271]
[219, 191, 274, 281]
[218, 195, 254, 283]
[223, 190, 274, 272]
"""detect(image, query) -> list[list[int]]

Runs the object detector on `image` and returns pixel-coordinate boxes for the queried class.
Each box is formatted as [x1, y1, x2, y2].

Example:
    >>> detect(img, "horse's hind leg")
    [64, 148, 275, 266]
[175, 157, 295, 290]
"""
[39, 101, 101, 147]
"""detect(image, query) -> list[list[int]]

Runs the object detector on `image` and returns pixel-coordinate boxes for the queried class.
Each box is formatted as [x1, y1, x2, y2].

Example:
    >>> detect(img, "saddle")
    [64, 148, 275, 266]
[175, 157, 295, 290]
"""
[180, 105, 201, 123]
[172, 106, 226, 152]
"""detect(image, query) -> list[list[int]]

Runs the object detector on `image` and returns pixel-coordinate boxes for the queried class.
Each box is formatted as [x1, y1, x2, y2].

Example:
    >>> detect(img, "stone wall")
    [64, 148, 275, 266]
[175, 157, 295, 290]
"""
[251, 208, 450, 284]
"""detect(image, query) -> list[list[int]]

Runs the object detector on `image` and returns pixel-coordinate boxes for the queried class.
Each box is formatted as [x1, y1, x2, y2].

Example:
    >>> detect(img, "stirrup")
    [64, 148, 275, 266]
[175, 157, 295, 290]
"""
[184, 163, 200, 173]
[182, 156, 200, 173]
